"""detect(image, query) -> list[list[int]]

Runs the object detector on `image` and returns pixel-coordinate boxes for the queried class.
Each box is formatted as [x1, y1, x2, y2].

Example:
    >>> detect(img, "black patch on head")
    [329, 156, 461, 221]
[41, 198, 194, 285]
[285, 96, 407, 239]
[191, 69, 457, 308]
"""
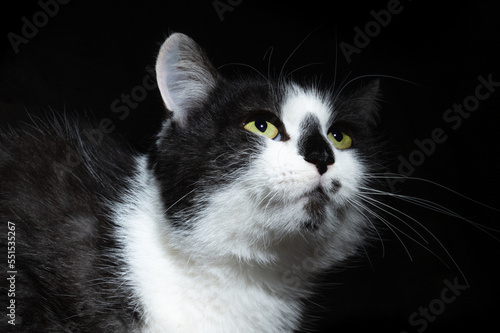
[149, 76, 286, 229]
[298, 115, 334, 175]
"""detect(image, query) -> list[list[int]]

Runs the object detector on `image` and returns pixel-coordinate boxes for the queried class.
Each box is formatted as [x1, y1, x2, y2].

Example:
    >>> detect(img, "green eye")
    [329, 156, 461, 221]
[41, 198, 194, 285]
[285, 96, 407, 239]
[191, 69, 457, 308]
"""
[328, 127, 352, 149]
[244, 118, 281, 141]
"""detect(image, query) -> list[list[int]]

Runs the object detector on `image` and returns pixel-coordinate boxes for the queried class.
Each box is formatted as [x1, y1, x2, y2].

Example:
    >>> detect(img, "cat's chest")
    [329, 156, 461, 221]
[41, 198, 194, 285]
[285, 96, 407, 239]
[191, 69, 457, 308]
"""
[113, 158, 302, 332]
[137, 268, 301, 333]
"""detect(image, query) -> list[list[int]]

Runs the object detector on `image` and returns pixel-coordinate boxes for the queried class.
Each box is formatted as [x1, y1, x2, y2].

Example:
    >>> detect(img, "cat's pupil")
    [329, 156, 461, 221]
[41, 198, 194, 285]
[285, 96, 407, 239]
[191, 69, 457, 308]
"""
[331, 129, 343, 141]
[255, 118, 268, 133]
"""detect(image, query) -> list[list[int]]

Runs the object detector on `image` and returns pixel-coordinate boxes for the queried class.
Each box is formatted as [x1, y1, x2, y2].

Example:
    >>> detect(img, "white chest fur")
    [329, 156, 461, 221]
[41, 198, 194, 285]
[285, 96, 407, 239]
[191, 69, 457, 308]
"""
[113, 157, 304, 333]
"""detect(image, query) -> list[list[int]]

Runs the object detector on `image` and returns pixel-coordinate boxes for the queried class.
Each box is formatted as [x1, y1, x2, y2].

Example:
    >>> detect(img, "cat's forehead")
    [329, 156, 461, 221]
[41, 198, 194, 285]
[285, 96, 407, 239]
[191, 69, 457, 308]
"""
[280, 84, 332, 132]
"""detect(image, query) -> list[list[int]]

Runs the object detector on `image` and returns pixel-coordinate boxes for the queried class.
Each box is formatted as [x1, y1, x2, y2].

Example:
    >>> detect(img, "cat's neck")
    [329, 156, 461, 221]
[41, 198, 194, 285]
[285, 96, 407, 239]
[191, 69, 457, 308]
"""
[113, 156, 308, 332]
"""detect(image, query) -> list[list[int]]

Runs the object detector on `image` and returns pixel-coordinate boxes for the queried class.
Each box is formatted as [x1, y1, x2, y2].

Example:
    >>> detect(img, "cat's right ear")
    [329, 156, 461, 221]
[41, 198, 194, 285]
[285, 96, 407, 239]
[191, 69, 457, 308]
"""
[155, 33, 218, 126]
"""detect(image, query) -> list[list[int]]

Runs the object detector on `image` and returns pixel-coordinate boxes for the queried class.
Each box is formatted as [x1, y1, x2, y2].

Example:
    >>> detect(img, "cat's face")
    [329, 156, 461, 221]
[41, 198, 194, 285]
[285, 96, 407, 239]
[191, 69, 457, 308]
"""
[150, 34, 380, 263]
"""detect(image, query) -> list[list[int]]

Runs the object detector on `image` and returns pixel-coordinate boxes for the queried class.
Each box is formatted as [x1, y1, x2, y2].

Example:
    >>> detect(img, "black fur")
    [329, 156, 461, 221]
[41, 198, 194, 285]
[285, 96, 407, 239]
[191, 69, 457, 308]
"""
[0, 113, 140, 332]
[149, 77, 288, 229]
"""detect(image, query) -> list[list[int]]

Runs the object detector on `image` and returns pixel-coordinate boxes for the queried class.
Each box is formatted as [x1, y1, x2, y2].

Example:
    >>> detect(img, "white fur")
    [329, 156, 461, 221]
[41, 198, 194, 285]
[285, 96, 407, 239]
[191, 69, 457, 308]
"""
[281, 84, 332, 138]
[112, 86, 371, 332]
[113, 157, 304, 333]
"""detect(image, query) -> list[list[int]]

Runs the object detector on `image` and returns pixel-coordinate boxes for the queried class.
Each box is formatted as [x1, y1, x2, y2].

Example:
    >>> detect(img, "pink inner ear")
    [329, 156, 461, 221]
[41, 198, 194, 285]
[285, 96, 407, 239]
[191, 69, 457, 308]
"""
[155, 33, 218, 127]
[155, 34, 184, 119]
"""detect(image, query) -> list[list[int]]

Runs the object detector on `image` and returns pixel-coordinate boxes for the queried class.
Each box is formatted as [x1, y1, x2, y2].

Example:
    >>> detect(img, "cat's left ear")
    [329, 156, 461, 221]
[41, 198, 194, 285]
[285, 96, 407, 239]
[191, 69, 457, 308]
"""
[155, 33, 218, 126]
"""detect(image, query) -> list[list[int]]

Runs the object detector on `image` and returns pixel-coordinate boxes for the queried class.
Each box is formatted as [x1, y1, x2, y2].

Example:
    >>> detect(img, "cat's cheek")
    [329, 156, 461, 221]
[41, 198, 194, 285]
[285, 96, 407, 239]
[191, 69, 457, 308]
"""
[326, 150, 366, 203]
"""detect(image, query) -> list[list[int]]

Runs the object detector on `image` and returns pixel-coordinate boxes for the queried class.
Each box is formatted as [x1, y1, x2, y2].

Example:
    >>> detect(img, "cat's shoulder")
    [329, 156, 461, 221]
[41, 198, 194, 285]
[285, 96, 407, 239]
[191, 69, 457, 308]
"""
[0, 111, 143, 331]
[0, 110, 140, 222]
[0, 111, 138, 180]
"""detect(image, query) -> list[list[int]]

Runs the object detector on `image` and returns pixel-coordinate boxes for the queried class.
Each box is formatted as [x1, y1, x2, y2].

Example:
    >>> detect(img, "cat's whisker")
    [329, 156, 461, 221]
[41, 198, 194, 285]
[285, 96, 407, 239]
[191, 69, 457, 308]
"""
[212, 151, 232, 163]
[263, 46, 274, 84]
[353, 196, 414, 261]
[368, 173, 500, 214]
[355, 193, 458, 272]
[330, 71, 352, 102]
[217, 62, 270, 85]
[363, 185, 470, 220]
[332, 74, 419, 108]
[361, 175, 500, 240]
[332, 95, 387, 114]
[356, 191, 430, 245]
[163, 188, 197, 214]
[332, 28, 339, 93]
[284, 62, 324, 80]
[361, 244, 375, 271]
[346, 198, 386, 258]
[355, 189, 470, 286]
[263, 190, 282, 216]
[278, 28, 320, 86]
[399, 195, 500, 238]
[255, 188, 279, 210]
[377, 189, 500, 241]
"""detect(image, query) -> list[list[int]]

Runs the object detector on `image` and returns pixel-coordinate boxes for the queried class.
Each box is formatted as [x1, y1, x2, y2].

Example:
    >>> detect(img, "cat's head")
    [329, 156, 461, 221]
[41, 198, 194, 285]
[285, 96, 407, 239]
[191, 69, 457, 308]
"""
[150, 33, 381, 265]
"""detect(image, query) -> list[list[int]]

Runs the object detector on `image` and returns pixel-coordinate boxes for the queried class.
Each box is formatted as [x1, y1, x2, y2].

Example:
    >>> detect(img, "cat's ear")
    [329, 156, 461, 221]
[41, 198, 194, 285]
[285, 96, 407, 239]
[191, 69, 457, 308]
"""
[155, 33, 218, 126]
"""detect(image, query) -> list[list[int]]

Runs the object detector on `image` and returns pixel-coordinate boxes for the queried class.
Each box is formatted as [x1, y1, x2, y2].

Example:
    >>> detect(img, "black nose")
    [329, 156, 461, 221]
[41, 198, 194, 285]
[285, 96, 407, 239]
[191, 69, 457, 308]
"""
[304, 150, 335, 175]
[299, 115, 335, 175]
[301, 132, 335, 175]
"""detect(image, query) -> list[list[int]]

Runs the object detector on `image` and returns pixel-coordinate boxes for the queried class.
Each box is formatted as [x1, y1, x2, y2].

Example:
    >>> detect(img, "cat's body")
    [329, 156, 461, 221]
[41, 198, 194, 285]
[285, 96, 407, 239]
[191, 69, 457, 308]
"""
[0, 33, 381, 332]
[0, 116, 139, 331]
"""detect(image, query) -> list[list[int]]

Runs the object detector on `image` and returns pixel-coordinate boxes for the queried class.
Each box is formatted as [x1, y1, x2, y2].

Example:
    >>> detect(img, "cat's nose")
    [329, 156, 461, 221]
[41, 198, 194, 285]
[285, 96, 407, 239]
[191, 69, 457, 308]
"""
[299, 117, 335, 175]
[304, 151, 334, 175]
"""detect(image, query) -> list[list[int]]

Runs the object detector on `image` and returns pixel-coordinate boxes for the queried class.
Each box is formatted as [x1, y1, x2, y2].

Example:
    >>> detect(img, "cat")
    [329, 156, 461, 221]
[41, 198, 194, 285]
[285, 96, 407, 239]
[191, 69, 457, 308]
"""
[0, 33, 382, 332]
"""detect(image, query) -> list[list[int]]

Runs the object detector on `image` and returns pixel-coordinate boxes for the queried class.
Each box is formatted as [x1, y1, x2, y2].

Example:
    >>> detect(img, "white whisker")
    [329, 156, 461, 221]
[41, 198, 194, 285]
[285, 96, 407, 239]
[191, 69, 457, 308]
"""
[353, 196, 414, 261]
[163, 188, 197, 214]
[217, 62, 270, 84]
[369, 173, 500, 214]
[346, 197, 386, 258]
[361, 178, 500, 240]
[278, 29, 319, 84]
[357, 191, 430, 244]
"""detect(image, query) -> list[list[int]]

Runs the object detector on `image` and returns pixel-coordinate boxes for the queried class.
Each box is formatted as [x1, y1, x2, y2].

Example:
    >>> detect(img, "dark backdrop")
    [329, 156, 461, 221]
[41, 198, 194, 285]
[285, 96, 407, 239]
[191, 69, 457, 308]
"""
[1, 1, 499, 332]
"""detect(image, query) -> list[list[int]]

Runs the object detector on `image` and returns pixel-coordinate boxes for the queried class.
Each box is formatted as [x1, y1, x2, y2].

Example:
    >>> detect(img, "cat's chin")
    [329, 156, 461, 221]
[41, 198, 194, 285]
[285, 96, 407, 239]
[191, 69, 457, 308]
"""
[289, 183, 345, 231]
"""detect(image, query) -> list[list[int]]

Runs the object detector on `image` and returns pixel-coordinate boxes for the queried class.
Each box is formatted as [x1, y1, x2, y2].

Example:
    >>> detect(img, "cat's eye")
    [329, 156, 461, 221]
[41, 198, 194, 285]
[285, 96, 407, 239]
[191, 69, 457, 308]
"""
[243, 117, 282, 141]
[327, 127, 352, 150]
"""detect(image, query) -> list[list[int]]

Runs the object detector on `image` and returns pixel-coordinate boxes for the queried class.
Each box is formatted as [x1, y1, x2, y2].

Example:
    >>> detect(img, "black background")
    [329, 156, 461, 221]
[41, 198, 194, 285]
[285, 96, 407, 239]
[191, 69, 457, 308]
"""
[1, 1, 500, 332]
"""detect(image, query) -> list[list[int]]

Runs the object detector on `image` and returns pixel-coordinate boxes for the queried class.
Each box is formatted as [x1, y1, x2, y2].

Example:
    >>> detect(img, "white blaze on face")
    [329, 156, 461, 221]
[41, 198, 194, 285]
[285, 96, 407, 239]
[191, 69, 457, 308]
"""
[280, 84, 332, 140]
[186, 84, 368, 262]
[255, 84, 366, 206]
